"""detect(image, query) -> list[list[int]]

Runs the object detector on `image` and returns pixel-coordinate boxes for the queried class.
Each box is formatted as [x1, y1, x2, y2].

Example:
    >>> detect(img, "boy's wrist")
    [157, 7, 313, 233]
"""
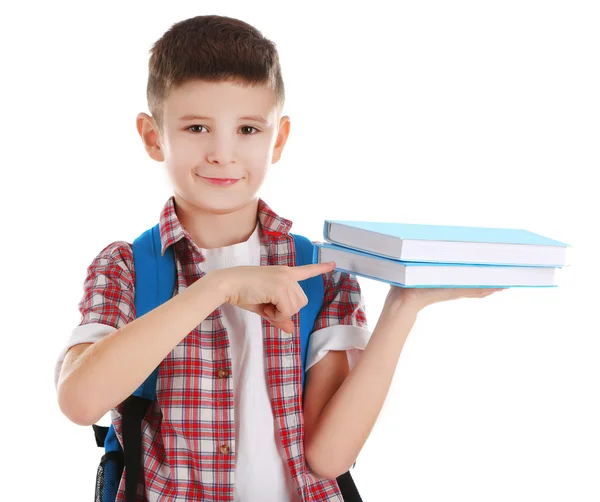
[202, 269, 233, 306]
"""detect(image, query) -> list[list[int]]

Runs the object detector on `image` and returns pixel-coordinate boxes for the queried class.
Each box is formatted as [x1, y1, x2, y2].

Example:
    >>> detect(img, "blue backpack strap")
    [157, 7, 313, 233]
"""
[291, 234, 362, 492]
[101, 224, 176, 502]
[290, 233, 325, 391]
[130, 224, 176, 400]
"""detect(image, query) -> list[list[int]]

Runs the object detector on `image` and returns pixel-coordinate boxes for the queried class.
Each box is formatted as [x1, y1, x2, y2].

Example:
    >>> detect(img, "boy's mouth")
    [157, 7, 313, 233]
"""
[198, 175, 241, 187]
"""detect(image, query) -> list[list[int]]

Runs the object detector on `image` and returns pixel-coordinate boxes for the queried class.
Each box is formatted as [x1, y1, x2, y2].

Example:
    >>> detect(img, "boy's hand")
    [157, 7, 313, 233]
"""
[385, 285, 506, 314]
[212, 261, 336, 333]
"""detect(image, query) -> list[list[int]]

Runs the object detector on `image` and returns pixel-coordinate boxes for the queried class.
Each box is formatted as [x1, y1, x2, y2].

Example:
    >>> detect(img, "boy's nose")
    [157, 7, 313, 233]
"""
[206, 139, 234, 166]
[207, 155, 232, 166]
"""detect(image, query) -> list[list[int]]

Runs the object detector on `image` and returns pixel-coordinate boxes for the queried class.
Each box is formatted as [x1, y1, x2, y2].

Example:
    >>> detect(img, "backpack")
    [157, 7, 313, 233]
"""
[92, 224, 362, 502]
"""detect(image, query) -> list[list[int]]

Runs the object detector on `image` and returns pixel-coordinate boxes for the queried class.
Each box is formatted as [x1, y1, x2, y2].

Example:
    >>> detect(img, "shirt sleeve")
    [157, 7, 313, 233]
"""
[306, 270, 371, 372]
[54, 241, 136, 389]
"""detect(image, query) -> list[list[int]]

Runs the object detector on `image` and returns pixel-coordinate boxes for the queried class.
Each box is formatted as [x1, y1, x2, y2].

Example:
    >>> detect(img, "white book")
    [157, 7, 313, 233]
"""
[314, 243, 558, 288]
[323, 220, 569, 267]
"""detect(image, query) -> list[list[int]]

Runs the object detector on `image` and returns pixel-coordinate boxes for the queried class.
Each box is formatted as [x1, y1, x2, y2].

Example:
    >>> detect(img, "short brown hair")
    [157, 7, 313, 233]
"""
[147, 15, 285, 128]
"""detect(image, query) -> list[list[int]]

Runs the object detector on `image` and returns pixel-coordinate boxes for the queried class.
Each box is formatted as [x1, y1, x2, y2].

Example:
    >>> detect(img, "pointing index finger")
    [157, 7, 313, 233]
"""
[291, 261, 336, 281]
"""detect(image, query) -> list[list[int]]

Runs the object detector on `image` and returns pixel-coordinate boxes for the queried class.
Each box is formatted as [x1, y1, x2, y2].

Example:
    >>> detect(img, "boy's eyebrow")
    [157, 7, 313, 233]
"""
[179, 114, 269, 124]
[240, 115, 269, 125]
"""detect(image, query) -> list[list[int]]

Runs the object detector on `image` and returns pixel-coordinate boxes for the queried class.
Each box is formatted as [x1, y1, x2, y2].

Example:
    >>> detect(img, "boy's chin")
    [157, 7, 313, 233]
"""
[182, 191, 258, 215]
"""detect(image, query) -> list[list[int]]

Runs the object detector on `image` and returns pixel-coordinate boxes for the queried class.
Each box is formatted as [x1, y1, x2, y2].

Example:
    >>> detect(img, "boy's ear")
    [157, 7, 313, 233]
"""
[271, 115, 291, 164]
[136, 112, 164, 162]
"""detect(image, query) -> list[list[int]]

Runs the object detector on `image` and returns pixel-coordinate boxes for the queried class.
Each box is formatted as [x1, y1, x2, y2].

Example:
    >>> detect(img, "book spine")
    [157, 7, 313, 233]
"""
[323, 221, 331, 241]
[312, 243, 321, 264]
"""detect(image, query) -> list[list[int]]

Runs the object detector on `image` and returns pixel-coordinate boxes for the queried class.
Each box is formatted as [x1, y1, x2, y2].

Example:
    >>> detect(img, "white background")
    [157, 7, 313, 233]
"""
[1, 1, 598, 500]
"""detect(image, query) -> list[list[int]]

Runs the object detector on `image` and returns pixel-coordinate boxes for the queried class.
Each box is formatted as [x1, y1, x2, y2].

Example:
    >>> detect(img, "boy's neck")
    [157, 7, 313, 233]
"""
[173, 195, 260, 249]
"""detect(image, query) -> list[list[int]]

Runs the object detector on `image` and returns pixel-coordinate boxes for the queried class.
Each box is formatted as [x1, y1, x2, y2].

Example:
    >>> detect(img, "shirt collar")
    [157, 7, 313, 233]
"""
[158, 196, 293, 256]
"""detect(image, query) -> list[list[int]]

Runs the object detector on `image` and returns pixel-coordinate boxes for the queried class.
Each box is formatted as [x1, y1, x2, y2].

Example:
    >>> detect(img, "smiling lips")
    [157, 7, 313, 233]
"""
[198, 176, 241, 187]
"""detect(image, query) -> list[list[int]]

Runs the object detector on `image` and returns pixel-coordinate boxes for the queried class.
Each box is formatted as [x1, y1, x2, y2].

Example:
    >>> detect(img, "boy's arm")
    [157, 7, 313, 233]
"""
[303, 283, 501, 479]
[57, 248, 226, 427]
[303, 298, 418, 479]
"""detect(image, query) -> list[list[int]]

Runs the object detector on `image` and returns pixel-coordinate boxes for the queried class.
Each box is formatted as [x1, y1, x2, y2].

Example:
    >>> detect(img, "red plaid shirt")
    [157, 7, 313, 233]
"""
[73, 197, 368, 501]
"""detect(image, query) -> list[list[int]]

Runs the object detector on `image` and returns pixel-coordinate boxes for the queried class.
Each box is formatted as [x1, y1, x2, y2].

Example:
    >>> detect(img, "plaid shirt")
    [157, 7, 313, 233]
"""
[75, 196, 369, 501]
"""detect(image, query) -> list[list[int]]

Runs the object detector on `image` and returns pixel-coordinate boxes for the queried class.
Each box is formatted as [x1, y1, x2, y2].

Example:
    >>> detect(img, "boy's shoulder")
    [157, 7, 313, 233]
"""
[86, 240, 134, 276]
[95, 240, 133, 260]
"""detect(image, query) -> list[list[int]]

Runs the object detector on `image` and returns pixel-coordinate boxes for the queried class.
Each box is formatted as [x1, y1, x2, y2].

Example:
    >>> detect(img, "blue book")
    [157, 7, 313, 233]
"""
[323, 220, 569, 267]
[314, 242, 558, 288]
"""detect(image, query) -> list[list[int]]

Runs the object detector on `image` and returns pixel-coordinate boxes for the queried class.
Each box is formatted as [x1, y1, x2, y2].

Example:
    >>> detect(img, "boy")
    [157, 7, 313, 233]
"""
[54, 14, 501, 502]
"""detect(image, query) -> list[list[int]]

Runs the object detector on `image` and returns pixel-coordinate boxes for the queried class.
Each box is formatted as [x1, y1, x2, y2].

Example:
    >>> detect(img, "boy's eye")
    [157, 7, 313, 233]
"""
[240, 126, 259, 135]
[187, 125, 207, 133]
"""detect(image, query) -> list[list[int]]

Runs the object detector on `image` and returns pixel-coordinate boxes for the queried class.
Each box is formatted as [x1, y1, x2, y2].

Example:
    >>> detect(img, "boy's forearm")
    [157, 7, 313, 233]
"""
[58, 271, 227, 426]
[305, 298, 419, 478]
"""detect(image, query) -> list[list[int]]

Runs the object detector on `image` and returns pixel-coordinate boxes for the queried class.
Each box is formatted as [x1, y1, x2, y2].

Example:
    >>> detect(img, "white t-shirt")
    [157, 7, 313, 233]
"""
[54, 223, 371, 501]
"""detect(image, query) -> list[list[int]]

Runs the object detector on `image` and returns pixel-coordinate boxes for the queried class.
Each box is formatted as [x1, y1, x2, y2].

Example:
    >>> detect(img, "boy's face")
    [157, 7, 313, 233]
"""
[138, 79, 290, 215]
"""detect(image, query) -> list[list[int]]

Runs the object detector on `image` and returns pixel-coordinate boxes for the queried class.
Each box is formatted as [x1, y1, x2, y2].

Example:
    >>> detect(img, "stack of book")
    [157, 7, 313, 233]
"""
[313, 220, 569, 288]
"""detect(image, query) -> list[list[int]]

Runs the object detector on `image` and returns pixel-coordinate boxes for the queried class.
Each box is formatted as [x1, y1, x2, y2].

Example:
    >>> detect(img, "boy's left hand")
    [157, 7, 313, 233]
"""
[385, 285, 506, 313]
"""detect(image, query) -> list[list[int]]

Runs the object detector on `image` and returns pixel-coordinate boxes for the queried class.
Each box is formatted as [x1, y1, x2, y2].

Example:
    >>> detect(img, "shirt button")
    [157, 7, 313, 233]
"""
[220, 444, 230, 454]
[217, 369, 229, 378]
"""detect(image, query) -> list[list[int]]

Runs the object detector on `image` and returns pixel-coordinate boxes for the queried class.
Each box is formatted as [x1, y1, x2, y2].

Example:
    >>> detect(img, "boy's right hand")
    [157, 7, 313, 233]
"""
[210, 261, 336, 334]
